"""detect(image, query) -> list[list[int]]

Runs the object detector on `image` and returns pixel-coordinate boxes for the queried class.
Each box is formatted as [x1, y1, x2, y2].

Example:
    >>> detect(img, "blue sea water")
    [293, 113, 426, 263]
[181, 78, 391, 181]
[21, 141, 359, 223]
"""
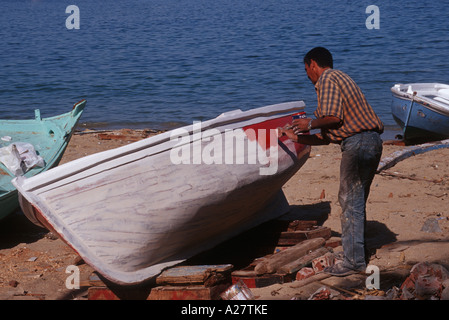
[1, 0, 448, 132]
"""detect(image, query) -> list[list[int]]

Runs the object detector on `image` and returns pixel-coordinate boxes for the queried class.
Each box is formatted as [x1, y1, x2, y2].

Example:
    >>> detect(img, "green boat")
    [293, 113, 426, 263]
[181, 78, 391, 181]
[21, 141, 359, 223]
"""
[0, 99, 86, 221]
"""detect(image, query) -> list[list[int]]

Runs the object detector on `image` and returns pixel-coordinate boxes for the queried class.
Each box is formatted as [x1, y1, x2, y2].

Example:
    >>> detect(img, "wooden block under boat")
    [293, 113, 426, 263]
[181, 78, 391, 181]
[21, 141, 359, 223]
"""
[155, 264, 233, 287]
[87, 265, 233, 300]
[277, 226, 332, 246]
[147, 284, 229, 300]
[231, 264, 295, 288]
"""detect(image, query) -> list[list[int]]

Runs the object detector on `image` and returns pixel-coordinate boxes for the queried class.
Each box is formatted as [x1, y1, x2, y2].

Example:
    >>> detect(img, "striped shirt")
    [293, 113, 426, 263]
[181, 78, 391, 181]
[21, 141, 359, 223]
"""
[314, 69, 384, 143]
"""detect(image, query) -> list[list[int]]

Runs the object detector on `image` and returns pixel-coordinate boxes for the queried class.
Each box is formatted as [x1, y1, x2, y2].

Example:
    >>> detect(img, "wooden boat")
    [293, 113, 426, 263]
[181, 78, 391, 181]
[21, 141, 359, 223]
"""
[0, 100, 86, 221]
[391, 83, 449, 141]
[13, 101, 311, 285]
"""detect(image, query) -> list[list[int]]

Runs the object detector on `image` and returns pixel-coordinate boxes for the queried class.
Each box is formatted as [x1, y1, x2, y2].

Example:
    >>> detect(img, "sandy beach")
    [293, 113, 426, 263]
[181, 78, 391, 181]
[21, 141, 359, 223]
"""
[0, 129, 448, 300]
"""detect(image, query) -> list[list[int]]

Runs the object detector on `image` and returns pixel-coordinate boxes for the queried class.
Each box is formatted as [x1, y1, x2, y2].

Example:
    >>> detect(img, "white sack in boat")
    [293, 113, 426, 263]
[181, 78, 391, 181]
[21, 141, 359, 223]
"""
[0, 142, 45, 176]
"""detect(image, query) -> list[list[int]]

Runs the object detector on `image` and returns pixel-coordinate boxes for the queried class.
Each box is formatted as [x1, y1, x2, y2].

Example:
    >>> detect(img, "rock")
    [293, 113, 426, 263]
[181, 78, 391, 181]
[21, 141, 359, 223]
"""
[44, 232, 59, 240]
[440, 279, 449, 300]
[9, 280, 19, 287]
[308, 286, 334, 300]
[415, 274, 443, 298]
[420, 218, 442, 233]
[441, 286, 449, 300]
[400, 262, 449, 299]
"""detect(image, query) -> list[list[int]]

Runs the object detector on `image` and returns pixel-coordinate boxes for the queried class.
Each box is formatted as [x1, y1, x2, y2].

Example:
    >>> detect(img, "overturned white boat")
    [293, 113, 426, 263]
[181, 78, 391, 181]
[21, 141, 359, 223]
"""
[13, 101, 311, 285]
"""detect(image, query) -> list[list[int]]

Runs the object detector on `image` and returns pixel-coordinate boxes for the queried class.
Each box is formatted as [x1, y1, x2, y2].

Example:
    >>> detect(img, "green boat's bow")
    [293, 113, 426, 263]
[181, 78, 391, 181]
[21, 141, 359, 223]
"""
[0, 99, 86, 220]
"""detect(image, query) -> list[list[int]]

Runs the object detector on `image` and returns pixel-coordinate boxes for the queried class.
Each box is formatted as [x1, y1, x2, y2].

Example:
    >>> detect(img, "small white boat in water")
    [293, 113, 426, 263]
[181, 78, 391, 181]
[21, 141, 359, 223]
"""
[391, 83, 449, 141]
[13, 101, 310, 285]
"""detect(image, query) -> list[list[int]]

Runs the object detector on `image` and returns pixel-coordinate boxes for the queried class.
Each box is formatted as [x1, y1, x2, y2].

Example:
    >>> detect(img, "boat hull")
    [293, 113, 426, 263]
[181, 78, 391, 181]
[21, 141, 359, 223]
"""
[14, 101, 310, 285]
[391, 83, 449, 141]
[0, 100, 86, 220]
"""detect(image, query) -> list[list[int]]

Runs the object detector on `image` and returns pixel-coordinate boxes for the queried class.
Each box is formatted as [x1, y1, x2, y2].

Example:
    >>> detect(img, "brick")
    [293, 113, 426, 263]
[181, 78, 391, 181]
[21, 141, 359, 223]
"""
[296, 267, 315, 281]
[312, 253, 335, 273]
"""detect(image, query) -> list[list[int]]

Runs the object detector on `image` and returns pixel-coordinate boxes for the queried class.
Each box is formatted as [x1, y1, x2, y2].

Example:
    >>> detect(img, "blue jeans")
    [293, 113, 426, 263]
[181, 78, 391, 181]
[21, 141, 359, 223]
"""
[338, 131, 383, 271]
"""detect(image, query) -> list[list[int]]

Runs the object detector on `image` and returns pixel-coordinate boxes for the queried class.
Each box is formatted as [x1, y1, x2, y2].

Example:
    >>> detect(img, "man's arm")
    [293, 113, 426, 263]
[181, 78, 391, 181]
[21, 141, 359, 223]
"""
[292, 116, 342, 134]
[278, 115, 342, 145]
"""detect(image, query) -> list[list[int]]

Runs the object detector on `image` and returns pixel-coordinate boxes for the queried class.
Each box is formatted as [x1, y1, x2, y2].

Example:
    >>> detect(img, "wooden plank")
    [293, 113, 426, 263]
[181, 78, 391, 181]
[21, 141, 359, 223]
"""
[290, 272, 332, 289]
[156, 264, 233, 287]
[277, 226, 331, 246]
[254, 238, 326, 275]
[231, 262, 295, 288]
[278, 247, 330, 274]
[286, 220, 318, 231]
[325, 237, 342, 248]
[231, 255, 295, 288]
[231, 273, 294, 288]
[148, 284, 228, 300]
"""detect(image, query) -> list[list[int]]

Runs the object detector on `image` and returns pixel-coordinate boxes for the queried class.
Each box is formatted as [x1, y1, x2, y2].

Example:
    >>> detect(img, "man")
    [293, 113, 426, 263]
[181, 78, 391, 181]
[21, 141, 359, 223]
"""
[280, 47, 384, 276]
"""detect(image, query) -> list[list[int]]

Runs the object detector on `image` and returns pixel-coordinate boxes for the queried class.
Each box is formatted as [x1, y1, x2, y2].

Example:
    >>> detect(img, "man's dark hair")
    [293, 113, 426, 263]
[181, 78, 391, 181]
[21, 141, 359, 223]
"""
[303, 47, 333, 69]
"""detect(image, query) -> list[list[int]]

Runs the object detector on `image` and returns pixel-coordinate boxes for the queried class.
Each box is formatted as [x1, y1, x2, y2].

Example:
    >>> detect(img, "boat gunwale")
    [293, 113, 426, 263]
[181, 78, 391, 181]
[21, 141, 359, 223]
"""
[391, 83, 449, 117]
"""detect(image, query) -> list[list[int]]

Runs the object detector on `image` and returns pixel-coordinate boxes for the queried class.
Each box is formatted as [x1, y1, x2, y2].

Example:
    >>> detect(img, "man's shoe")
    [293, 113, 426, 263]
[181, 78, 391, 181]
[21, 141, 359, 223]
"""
[323, 263, 359, 277]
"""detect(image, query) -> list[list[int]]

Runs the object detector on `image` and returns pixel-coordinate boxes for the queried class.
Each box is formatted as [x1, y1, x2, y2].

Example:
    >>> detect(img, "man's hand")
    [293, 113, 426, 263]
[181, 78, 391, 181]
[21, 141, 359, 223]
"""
[277, 125, 298, 142]
[293, 115, 342, 135]
[292, 118, 312, 134]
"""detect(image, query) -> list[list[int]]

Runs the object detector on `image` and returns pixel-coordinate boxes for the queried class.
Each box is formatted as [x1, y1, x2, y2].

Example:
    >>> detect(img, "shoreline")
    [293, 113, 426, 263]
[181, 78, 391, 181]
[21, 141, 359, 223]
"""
[76, 122, 404, 140]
